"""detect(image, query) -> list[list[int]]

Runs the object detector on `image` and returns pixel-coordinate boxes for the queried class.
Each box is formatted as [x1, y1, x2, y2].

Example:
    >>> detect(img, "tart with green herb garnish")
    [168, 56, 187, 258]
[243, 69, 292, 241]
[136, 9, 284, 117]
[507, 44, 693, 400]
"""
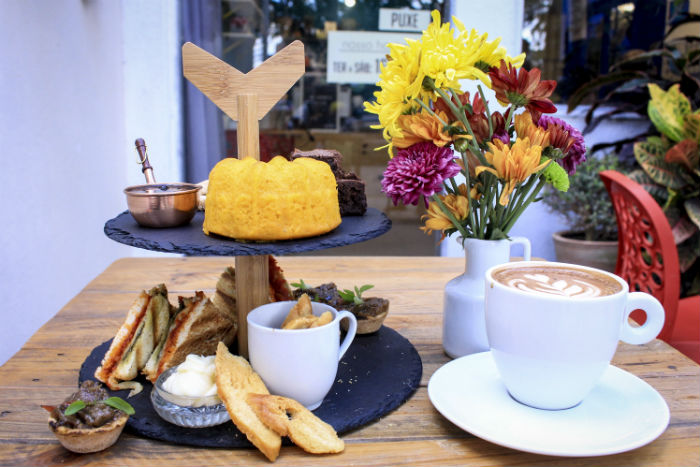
[291, 282, 389, 334]
[45, 380, 134, 453]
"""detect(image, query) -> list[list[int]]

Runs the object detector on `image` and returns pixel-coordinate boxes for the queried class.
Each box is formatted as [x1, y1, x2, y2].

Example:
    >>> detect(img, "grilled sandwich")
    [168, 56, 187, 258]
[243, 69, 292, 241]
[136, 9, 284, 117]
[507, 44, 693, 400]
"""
[144, 291, 236, 382]
[94, 284, 173, 395]
[95, 257, 293, 394]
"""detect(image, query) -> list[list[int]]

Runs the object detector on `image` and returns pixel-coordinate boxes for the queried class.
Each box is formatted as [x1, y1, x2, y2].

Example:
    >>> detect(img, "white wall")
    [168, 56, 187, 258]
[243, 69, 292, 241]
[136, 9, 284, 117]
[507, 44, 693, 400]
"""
[0, 1, 182, 366]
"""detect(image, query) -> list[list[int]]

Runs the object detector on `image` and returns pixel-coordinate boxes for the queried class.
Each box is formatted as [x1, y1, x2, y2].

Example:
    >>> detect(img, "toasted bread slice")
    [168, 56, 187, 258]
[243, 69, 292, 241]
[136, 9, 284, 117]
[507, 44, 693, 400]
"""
[247, 394, 344, 454]
[213, 266, 237, 327]
[149, 292, 236, 382]
[215, 342, 281, 462]
[95, 285, 170, 395]
[269, 257, 292, 301]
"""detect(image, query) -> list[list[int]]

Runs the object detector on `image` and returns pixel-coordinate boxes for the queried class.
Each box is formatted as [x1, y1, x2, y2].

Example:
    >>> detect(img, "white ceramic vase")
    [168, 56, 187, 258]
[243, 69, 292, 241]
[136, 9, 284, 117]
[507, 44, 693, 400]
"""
[442, 237, 531, 359]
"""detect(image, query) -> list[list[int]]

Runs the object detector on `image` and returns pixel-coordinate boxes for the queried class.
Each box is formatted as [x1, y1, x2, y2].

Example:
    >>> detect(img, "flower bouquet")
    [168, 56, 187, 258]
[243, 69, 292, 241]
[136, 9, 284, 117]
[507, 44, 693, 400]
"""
[364, 11, 587, 243]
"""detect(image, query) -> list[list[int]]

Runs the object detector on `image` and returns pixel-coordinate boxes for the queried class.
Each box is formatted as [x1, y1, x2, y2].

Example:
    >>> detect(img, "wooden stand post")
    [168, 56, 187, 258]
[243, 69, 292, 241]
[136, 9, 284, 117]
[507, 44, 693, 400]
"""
[234, 94, 268, 358]
[182, 40, 305, 359]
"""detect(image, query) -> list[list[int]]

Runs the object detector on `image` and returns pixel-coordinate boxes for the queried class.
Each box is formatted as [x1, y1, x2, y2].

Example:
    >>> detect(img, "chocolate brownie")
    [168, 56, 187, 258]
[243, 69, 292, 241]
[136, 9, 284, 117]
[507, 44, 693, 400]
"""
[290, 148, 368, 216]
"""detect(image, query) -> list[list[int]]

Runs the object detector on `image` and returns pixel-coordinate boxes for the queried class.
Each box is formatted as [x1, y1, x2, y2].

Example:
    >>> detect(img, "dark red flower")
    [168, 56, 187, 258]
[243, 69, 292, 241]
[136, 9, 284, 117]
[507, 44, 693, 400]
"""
[489, 60, 557, 117]
[434, 92, 508, 145]
[381, 142, 461, 206]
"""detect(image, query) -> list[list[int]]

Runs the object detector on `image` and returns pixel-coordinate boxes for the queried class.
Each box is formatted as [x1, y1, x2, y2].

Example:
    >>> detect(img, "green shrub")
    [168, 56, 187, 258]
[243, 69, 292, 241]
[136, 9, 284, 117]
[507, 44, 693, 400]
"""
[543, 153, 620, 241]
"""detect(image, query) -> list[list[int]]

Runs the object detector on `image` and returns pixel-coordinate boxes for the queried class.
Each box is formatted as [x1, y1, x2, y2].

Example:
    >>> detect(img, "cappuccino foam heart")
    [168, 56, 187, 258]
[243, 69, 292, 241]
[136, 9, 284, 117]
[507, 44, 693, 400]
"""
[492, 266, 622, 298]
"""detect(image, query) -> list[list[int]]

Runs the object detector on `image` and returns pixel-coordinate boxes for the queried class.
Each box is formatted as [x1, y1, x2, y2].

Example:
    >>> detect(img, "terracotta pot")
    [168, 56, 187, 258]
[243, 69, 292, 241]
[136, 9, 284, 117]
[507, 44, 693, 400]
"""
[552, 231, 618, 273]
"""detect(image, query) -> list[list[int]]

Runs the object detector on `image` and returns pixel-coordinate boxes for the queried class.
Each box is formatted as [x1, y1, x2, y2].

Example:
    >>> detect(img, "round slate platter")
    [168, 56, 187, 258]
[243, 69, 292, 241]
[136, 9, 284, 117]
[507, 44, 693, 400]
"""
[104, 208, 391, 256]
[79, 326, 422, 448]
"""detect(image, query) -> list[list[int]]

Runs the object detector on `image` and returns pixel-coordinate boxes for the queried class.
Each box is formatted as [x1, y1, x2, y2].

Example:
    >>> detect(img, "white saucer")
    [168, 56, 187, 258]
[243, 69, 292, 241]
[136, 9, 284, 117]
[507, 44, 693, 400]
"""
[428, 352, 669, 457]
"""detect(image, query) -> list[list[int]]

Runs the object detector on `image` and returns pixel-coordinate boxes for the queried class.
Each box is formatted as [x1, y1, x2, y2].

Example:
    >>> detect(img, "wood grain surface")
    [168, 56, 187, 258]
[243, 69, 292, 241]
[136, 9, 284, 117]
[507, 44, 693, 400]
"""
[1, 257, 698, 466]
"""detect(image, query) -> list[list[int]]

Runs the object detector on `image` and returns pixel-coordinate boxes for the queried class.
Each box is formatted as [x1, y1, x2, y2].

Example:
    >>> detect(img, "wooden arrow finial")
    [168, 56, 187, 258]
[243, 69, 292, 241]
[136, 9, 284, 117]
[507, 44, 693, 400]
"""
[182, 41, 305, 121]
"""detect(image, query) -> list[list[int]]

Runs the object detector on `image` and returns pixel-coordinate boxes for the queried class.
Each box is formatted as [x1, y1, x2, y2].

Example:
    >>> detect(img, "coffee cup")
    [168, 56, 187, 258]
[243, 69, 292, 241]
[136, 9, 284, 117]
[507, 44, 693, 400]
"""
[247, 301, 357, 410]
[484, 261, 664, 410]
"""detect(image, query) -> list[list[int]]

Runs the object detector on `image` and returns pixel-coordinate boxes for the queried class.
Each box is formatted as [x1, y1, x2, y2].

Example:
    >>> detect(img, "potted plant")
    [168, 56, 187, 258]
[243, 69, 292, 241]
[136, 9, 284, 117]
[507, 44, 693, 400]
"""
[630, 83, 700, 296]
[544, 152, 621, 272]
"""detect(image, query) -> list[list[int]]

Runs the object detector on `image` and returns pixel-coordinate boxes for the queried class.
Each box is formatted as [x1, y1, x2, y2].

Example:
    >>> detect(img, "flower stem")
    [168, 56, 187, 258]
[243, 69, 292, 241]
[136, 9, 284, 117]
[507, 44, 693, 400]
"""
[435, 87, 487, 165]
[415, 98, 449, 127]
[504, 105, 516, 131]
[477, 85, 494, 140]
[502, 176, 547, 235]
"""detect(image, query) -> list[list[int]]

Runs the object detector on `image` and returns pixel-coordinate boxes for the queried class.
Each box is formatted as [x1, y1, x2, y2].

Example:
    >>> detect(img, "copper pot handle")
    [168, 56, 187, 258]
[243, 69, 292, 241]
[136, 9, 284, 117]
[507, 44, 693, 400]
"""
[134, 138, 156, 184]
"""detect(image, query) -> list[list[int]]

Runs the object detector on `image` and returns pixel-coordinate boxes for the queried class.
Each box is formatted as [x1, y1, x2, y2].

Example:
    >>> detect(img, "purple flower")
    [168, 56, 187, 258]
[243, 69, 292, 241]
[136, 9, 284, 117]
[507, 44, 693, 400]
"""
[381, 142, 461, 206]
[538, 115, 587, 174]
[492, 129, 510, 145]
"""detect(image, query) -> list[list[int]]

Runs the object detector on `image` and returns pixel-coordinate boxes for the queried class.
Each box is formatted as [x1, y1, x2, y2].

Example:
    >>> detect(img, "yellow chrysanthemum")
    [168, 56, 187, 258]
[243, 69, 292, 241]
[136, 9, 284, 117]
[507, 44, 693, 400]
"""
[365, 9, 527, 151]
[420, 184, 470, 235]
[514, 112, 550, 147]
[364, 39, 424, 144]
[421, 11, 526, 95]
[476, 138, 549, 206]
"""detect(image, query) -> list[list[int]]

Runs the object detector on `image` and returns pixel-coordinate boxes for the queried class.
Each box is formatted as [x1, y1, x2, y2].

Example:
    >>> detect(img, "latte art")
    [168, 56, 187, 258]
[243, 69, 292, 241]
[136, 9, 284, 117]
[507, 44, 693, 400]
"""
[492, 266, 622, 298]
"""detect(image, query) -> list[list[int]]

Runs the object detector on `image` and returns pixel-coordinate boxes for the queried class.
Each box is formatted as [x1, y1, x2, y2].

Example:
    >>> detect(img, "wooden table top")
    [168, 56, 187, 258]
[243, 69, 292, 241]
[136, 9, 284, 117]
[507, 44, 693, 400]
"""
[1, 256, 698, 466]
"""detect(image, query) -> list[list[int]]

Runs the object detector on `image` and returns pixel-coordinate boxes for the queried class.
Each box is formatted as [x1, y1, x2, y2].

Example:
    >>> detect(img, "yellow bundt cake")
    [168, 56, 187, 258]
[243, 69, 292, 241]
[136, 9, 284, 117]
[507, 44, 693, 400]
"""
[203, 156, 341, 241]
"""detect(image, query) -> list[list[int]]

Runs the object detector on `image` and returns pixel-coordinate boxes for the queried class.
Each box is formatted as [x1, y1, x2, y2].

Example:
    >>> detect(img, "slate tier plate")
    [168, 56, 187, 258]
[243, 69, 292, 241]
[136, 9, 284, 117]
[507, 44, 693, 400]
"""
[80, 326, 422, 448]
[104, 208, 391, 256]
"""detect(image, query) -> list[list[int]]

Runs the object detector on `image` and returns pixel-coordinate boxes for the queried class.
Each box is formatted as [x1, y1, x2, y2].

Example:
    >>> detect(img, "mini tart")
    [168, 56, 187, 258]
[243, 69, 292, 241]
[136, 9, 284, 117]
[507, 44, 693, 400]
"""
[342, 298, 390, 334]
[49, 412, 129, 454]
[354, 310, 388, 334]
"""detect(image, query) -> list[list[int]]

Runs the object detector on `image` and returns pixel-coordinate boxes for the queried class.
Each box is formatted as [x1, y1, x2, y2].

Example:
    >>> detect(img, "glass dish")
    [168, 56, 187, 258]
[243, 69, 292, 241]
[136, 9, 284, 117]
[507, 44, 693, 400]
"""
[150, 366, 230, 428]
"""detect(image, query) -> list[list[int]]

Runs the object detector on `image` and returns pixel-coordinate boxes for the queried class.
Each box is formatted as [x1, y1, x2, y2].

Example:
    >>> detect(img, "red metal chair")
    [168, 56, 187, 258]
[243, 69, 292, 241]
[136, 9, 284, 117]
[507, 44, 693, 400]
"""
[600, 170, 699, 363]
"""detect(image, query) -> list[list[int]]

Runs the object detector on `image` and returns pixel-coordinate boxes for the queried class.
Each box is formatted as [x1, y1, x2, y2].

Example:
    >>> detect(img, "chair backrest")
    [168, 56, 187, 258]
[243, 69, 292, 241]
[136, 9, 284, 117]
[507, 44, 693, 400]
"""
[599, 170, 680, 342]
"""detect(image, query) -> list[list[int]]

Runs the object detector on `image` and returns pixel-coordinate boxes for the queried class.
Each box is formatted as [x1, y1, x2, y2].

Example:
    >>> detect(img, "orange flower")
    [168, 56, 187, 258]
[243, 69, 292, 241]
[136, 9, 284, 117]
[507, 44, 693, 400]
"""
[476, 138, 549, 205]
[514, 112, 550, 148]
[420, 184, 469, 235]
[393, 110, 453, 149]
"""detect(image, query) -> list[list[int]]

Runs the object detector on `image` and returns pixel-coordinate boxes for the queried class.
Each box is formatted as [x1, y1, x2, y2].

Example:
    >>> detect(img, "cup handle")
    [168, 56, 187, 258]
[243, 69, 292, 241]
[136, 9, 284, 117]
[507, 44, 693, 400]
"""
[337, 310, 357, 361]
[509, 236, 531, 261]
[620, 292, 665, 345]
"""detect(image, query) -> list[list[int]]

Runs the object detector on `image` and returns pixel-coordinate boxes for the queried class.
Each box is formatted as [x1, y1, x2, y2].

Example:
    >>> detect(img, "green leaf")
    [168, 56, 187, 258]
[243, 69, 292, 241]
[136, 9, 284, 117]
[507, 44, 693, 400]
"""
[627, 169, 669, 202]
[677, 233, 700, 272]
[682, 114, 700, 143]
[357, 284, 374, 294]
[338, 289, 355, 303]
[102, 397, 135, 415]
[542, 159, 570, 192]
[647, 83, 692, 142]
[686, 198, 700, 229]
[290, 279, 308, 290]
[634, 139, 688, 189]
[671, 216, 699, 244]
[64, 400, 86, 416]
[665, 139, 699, 171]
[610, 49, 677, 70]
[567, 71, 647, 112]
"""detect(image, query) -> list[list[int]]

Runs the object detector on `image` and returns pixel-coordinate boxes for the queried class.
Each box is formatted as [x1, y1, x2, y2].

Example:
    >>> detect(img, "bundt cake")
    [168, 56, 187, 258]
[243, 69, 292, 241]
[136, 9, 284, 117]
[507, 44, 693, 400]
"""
[203, 156, 341, 241]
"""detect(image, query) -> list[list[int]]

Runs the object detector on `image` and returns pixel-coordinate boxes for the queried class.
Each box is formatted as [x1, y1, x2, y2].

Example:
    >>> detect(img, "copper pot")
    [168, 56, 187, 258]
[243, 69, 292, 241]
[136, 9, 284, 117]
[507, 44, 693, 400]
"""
[124, 139, 201, 228]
